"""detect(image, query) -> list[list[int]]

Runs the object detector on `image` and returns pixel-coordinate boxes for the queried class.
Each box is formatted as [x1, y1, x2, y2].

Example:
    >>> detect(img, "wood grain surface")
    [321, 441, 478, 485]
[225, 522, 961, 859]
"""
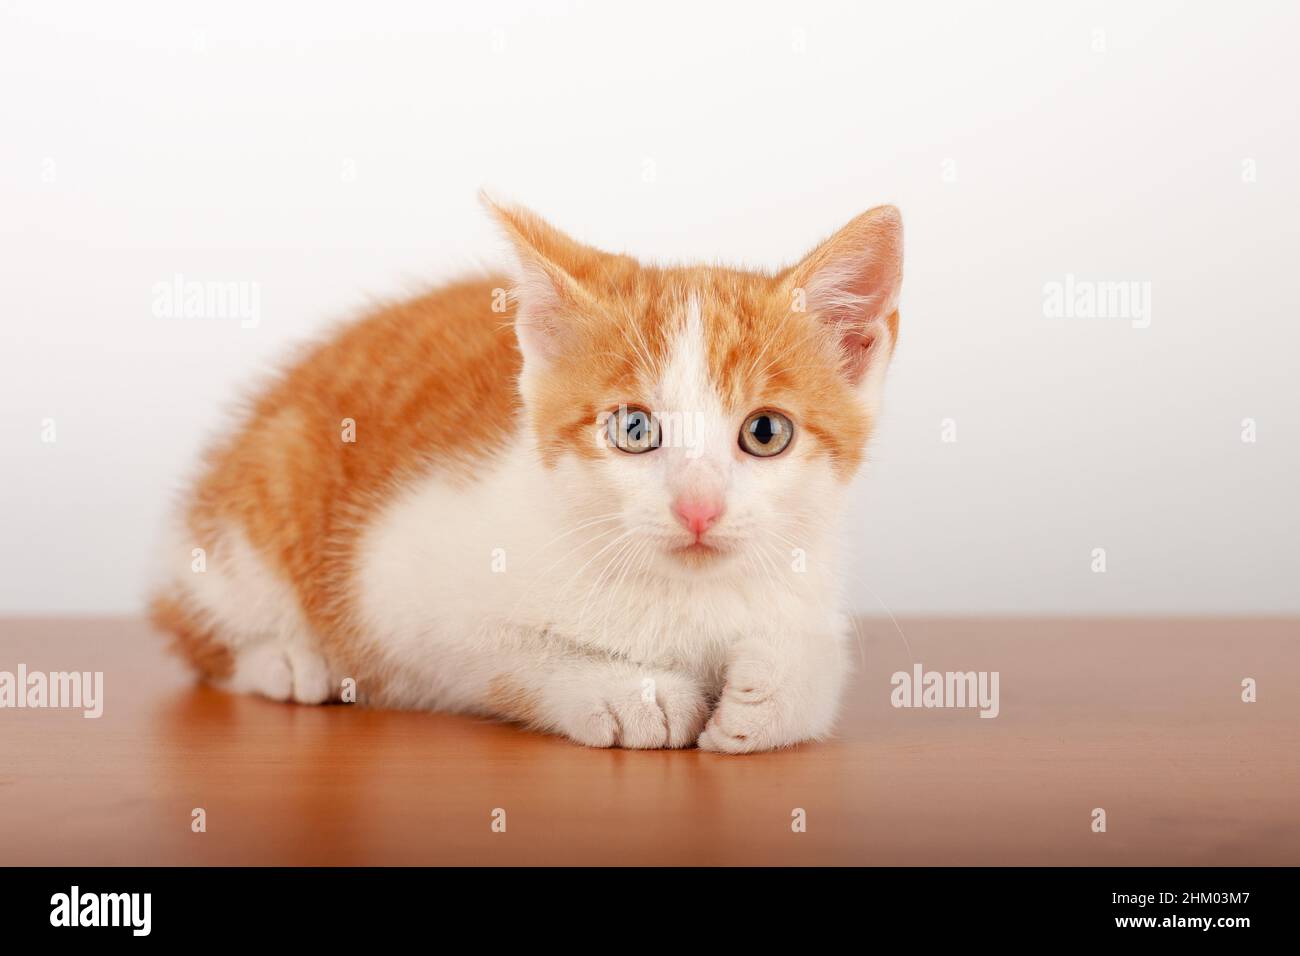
[1, 616, 1296, 865]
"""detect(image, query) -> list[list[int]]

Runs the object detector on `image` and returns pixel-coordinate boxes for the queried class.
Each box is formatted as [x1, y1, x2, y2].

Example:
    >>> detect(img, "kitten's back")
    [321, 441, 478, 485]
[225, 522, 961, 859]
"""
[151, 275, 520, 685]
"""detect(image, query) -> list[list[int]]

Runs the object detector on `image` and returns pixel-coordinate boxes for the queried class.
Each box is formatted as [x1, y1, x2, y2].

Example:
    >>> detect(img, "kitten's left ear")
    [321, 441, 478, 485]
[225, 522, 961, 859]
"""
[780, 205, 903, 403]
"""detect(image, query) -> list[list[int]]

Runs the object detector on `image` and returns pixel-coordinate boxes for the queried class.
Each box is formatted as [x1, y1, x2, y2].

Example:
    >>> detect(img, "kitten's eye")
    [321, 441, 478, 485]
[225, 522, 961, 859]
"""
[606, 406, 659, 454]
[739, 410, 793, 458]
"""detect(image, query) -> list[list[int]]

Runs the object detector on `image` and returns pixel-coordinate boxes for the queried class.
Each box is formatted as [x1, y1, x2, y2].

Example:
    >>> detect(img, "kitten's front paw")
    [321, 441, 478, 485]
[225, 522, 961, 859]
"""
[225, 641, 332, 705]
[696, 642, 834, 754]
[559, 668, 708, 750]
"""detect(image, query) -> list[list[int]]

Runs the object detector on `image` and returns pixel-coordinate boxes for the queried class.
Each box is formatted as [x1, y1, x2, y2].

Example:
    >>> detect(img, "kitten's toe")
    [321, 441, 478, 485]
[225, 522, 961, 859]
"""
[697, 702, 777, 754]
[649, 671, 710, 747]
[720, 655, 779, 703]
[696, 676, 785, 754]
[223, 641, 331, 705]
[696, 721, 739, 753]
[610, 670, 708, 748]
[611, 674, 702, 748]
[227, 644, 294, 702]
[610, 696, 672, 749]
[286, 645, 332, 704]
[562, 705, 621, 748]
[558, 669, 707, 749]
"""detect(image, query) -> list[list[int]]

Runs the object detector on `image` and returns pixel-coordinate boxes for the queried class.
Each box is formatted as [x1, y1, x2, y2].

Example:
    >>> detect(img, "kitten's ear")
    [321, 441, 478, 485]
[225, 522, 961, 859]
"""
[781, 205, 903, 401]
[481, 193, 602, 367]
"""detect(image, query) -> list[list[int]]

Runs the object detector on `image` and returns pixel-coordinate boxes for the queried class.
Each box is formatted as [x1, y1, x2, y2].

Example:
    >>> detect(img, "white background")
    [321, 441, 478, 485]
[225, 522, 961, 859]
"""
[2, 0, 1297, 615]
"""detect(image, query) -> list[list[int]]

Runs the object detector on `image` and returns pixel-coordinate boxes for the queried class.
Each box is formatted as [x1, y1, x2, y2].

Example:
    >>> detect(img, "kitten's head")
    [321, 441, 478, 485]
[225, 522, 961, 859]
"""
[487, 196, 902, 580]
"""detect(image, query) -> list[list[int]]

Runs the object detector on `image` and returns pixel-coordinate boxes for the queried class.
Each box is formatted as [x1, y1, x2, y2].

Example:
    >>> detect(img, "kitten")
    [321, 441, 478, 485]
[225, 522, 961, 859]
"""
[150, 197, 903, 753]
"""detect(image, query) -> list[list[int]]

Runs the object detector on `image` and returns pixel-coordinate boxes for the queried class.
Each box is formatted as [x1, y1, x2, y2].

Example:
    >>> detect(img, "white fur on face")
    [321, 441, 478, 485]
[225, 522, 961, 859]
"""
[569, 292, 847, 582]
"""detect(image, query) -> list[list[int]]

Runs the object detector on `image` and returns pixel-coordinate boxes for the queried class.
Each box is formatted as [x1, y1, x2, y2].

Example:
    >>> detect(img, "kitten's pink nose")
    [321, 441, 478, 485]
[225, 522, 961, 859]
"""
[672, 497, 724, 538]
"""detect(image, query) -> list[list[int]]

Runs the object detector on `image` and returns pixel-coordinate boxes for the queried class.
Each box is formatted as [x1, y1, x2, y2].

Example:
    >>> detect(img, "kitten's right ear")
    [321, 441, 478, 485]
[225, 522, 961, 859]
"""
[481, 193, 600, 367]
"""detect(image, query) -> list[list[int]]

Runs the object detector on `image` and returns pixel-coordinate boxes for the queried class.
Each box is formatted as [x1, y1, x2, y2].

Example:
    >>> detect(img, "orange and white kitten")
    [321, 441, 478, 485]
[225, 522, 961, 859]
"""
[150, 198, 903, 753]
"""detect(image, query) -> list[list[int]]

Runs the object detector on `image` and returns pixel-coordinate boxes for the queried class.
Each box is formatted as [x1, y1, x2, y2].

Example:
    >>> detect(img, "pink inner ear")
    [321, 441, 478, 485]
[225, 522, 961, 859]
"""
[840, 325, 880, 384]
[798, 232, 901, 384]
[792, 207, 902, 385]
[511, 257, 581, 365]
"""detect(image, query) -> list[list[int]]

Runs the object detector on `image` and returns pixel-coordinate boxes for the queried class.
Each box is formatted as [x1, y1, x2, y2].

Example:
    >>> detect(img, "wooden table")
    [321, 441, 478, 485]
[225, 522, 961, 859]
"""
[1, 617, 1296, 865]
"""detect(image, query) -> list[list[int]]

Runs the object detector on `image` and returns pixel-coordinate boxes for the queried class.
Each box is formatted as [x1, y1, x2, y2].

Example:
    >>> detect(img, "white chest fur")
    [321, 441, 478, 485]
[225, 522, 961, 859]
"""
[350, 441, 846, 697]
